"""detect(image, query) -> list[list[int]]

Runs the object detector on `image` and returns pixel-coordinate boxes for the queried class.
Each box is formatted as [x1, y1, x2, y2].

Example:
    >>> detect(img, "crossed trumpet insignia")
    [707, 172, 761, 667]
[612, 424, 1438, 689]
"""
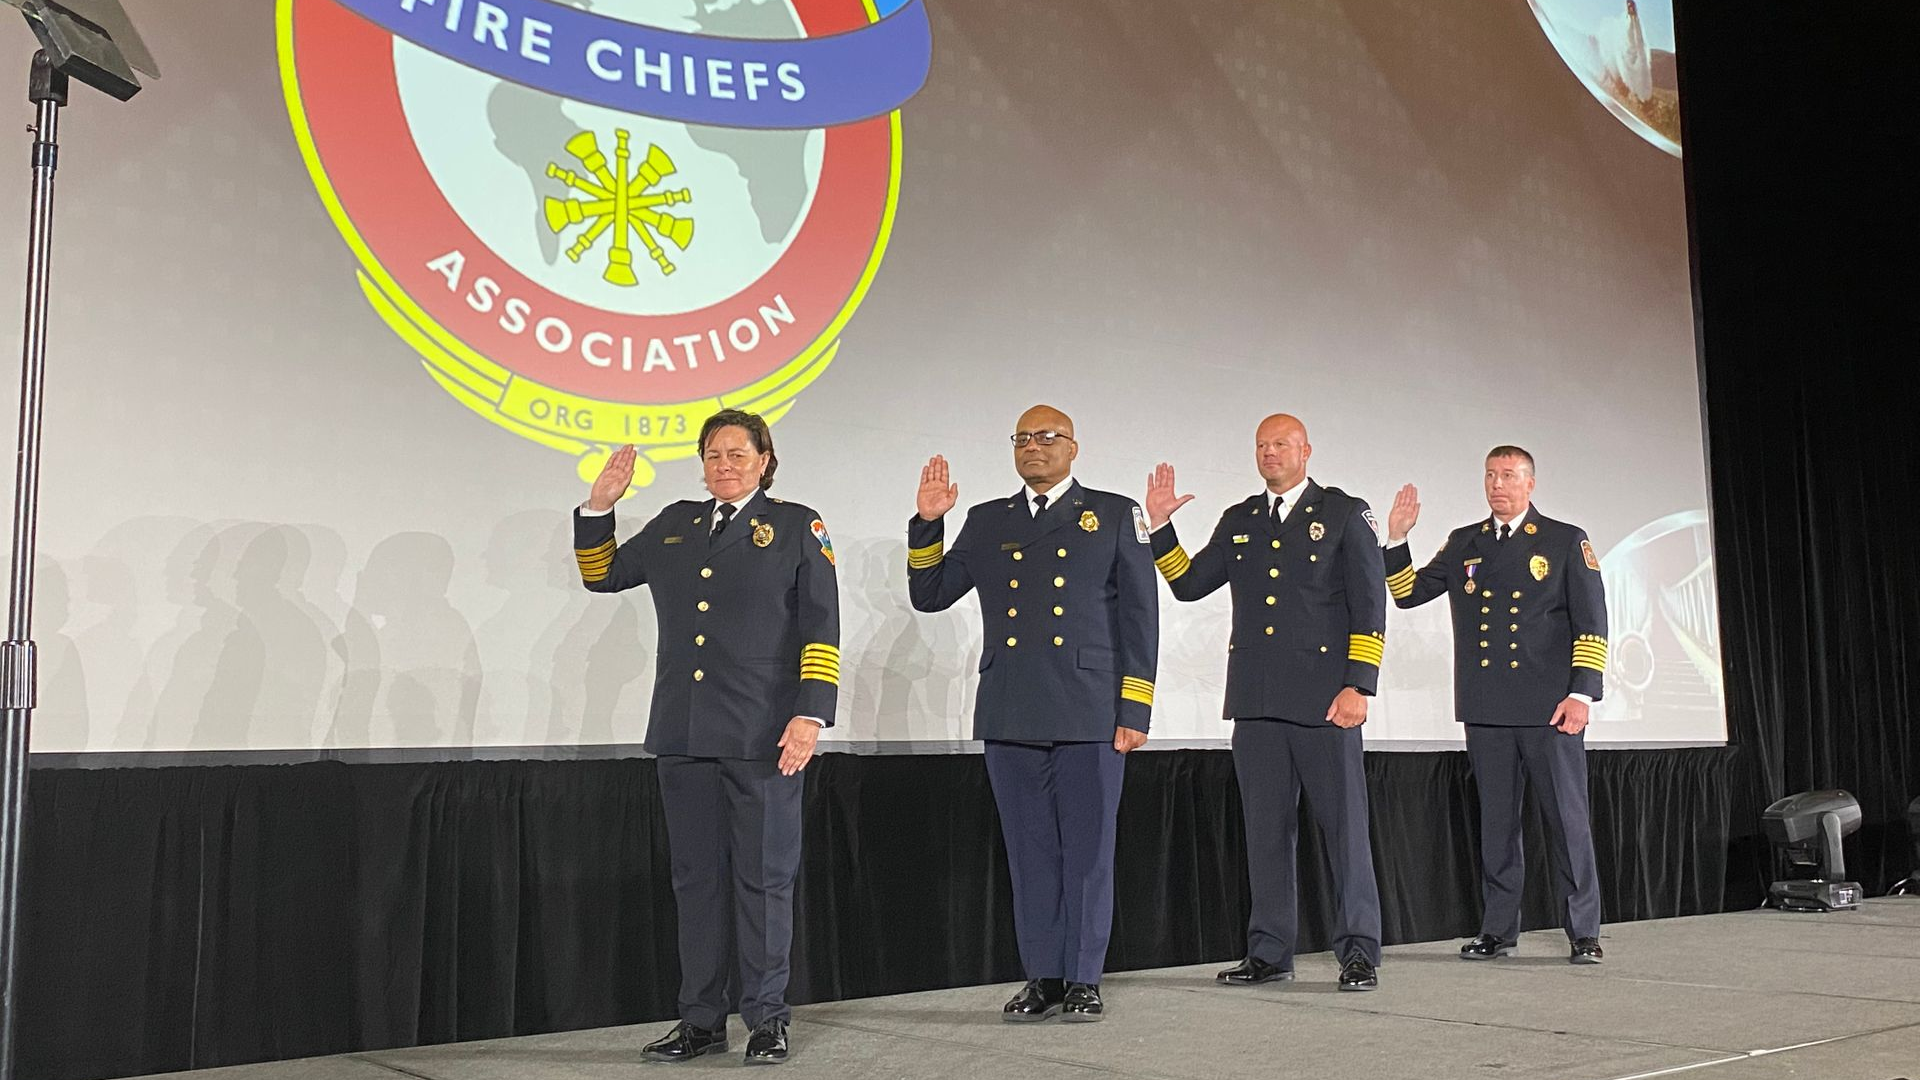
[544, 129, 695, 284]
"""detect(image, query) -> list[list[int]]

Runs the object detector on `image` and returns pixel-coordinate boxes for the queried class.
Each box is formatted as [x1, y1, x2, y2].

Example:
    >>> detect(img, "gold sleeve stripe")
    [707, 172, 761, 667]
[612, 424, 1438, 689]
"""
[1572, 637, 1609, 672]
[575, 541, 617, 582]
[1120, 676, 1155, 707]
[800, 645, 841, 681]
[1385, 566, 1417, 600]
[907, 542, 944, 569]
[1347, 633, 1386, 666]
[1154, 546, 1191, 582]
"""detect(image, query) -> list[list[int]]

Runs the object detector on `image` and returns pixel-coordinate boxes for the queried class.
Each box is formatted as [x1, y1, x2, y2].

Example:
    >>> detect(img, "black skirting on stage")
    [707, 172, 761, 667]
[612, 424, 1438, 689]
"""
[18, 746, 1743, 1080]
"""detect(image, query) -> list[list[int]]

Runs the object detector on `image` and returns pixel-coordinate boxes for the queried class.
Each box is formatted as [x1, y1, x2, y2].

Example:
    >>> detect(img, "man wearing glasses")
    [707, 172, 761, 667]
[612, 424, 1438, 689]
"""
[1144, 414, 1387, 992]
[907, 404, 1159, 1023]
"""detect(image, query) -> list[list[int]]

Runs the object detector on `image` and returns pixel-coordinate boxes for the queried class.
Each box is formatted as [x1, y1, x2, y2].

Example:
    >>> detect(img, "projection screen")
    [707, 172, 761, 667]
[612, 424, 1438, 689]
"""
[0, 0, 1722, 756]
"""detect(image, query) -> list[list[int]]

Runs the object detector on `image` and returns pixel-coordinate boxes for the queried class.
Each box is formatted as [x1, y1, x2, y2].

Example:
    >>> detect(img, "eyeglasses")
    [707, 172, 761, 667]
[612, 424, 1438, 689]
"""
[1010, 430, 1075, 448]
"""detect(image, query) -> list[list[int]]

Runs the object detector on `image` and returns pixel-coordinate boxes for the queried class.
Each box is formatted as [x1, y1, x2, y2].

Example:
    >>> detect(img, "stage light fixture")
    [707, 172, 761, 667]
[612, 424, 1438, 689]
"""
[1890, 795, 1920, 896]
[1762, 790, 1863, 911]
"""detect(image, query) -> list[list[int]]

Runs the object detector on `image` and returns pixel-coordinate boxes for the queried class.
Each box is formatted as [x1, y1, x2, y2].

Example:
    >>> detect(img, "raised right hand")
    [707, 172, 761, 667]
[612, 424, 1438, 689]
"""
[586, 444, 637, 511]
[1387, 483, 1421, 543]
[1144, 462, 1193, 530]
[917, 455, 959, 521]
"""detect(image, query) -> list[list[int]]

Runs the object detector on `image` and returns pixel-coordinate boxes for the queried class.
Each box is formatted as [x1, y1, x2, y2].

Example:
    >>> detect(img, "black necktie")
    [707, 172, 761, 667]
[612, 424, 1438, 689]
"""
[713, 502, 738, 536]
[1270, 497, 1284, 526]
[1033, 493, 1049, 516]
[1498, 523, 1511, 542]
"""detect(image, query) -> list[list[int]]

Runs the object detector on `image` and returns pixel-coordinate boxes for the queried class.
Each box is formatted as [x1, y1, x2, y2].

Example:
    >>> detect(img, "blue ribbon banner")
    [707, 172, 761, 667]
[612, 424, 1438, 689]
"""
[339, 0, 930, 129]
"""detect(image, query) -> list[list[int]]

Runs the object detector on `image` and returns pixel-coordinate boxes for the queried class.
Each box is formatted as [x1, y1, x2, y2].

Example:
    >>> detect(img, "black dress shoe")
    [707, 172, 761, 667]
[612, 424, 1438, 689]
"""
[1216, 957, 1295, 985]
[1570, 937, 1604, 965]
[1459, 934, 1516, 960]
[1338, 956, 1378, 991]
[744, 1018, 789, 1065]
[1002, 978, 1066, 1022]
[1060, 982, 1104, 1022]
[642, 1021, 728, 1062]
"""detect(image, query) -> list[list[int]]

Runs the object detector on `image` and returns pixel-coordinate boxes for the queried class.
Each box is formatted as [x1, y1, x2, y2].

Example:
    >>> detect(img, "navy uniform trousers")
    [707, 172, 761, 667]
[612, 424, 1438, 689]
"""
[655, 756, 803, 1031]
[1464, 724, 1602, 942]
[983, 740, 1127, 985]
[1233, 719, 1382, 968]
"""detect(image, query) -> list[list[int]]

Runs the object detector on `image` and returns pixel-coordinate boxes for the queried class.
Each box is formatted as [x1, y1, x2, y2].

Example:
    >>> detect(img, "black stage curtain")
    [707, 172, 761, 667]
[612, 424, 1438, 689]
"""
[1678, 0, 1920, 898]
[19, 748, 1735, 1080]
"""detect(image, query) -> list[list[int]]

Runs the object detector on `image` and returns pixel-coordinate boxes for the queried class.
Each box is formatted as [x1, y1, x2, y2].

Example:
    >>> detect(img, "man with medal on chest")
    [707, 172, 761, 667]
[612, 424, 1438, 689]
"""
[907, 404, 1159, 1024]
[1144, 413, 1387, 991]
[1382, 445, 1610, 964]
[573, 409, 840, 1065]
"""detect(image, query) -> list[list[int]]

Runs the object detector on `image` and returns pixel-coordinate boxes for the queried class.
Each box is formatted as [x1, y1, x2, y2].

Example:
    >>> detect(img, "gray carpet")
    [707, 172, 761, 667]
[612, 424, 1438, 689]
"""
[145, 899, 1920, 1080]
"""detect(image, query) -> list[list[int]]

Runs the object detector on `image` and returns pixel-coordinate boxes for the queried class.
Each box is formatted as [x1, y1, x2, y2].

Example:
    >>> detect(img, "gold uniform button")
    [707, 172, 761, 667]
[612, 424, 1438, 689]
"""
[693, 669, 705, 681]
[1265, 596, 1276, 606]
[1012, 551, 1023, 561]
[1264, 626, 1274, 635]
[1010, 579, 1020, 589]
[1510, 607, 1520, 614]
[1054, 576, 1065, 587]
[1309, 554, 1318, 562]
[1008, 607, 1018, 617]
[1053, 636, 1064, 646]
[1510, 661, 1520, 669]
[700, 567, 712, 578]
[1480, 641, 1489, 648]
[1480, 658, 1490, 667]
[697, 601, 709, 612]
[1053, 606, 1064, 616]
[1511, 591, 1523, 599]
[1268, 568, 1279, 578]
[1271, 540, 1281, 549]
[1510, 624, 1519, 632]
[1480, 606, 1491, 615]
[695, 635, 705, 646]
[1057, 548, 1067, 557]
[1510, 643, 1519, 650]
[1319, 645, 1328, 653]
[1006, 636, 1018, 647]
[1480, 623, 1489, 631]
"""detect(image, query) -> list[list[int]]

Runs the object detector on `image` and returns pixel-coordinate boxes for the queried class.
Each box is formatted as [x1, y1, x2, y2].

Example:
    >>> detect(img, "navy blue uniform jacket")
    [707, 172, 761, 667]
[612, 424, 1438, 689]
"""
[907, 481, 1159, 741]
[1150, 481, 1387, 725]
[1384, 505, 1607, 726]
[573, 488, 840, 759]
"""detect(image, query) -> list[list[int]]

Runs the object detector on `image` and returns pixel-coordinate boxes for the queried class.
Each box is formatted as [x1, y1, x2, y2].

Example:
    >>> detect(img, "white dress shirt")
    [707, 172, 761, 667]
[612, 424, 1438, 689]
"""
[1023, 475, 1076, 516]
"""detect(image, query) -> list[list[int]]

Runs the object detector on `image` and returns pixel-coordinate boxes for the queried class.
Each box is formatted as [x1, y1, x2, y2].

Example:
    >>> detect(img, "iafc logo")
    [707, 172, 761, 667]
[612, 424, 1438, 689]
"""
[278, 0, 930, 487]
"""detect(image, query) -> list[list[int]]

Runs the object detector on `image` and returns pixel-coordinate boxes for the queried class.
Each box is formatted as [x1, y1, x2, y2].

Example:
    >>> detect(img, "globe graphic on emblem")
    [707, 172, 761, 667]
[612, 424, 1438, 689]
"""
[392, 0, 826, 318]
[1527, 0, 1681, 156]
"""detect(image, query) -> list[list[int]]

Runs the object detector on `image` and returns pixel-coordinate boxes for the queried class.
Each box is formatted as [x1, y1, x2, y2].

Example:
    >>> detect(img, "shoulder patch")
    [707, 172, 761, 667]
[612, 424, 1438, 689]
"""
[1581, 539, 1599, 571]
[1362, 508, 1379, 535]
[1131, 504, 1151, 543]
[811, 519, 836, 565]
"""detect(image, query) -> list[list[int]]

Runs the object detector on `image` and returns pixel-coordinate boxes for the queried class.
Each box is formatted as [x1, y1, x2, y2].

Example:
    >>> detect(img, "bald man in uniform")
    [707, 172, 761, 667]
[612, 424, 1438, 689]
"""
[1146, 414, 1387, 991]
[1383, 445, 1608, 964]
[908, 405, 1159, 1023]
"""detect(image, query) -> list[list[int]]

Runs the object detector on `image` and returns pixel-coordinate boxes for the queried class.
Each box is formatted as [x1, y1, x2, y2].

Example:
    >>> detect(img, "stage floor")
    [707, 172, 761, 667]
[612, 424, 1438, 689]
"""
[150, 900, 1920, 1080]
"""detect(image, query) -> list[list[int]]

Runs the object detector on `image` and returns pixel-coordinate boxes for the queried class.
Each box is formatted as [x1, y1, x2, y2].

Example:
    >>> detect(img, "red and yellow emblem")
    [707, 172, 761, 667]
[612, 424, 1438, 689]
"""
[277, 0, 904, 489]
